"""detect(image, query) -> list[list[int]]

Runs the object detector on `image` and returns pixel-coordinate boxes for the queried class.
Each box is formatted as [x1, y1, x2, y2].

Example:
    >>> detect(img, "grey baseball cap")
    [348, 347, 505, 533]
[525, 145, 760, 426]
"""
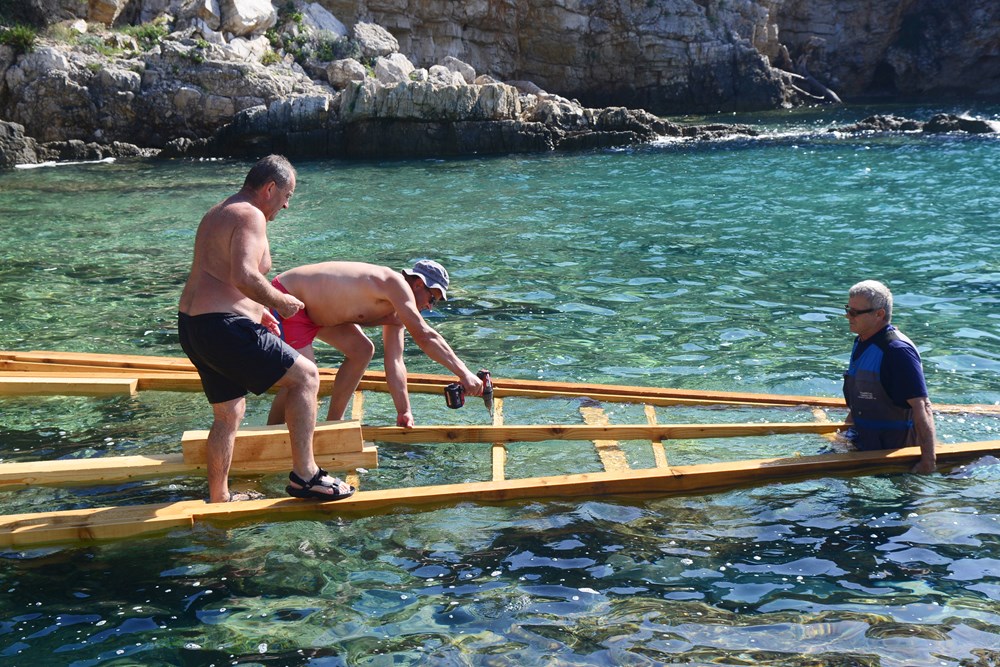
[402, 259, 449, 299]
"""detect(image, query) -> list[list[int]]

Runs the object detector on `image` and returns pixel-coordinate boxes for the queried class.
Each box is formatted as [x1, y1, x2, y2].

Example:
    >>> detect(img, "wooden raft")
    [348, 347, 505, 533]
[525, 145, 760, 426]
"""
[2, 440, 998, 549]
[2, 349, 999, 549]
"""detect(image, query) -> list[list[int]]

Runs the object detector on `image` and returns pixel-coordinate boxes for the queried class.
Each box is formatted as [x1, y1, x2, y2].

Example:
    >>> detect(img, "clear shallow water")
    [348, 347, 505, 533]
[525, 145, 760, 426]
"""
[1, 105, 1000, 665]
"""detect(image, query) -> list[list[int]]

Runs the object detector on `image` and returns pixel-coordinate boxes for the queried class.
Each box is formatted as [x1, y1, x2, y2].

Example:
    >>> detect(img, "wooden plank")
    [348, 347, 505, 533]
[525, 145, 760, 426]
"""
[5, 350, 998, 414]
[182, 420, 366, 464]
[3, 439, 998, 548]
[3, 350, 197, 372]
[580, 405, 631, 473]
[361, 421, 845, 444]
[0, 448, 379, 488]
[360, 379, 845, 408]
[351, 390, 365, 421]
[491, 397, 506, 482]
[0, 360, 187, 375]
[0, 367, 203, 392]
[0, 455, 193, 486]
[0, 504, 197, 547]
[0, 376, 137, 396]
[645, 405, 669, 468]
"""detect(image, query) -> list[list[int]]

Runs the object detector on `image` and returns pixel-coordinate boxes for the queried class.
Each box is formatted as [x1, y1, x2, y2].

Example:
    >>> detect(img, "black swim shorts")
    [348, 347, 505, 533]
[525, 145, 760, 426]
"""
[177, 311, 299, 404]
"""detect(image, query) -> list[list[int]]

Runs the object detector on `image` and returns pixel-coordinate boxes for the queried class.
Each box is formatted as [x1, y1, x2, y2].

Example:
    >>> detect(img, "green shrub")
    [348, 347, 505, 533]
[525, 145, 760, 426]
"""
[313, 34, 360, 63]
[0, 24, 38, 54]
[260, 49, 281, 66]
[77, 33, 120, 57]
[120, 19, 169, 51]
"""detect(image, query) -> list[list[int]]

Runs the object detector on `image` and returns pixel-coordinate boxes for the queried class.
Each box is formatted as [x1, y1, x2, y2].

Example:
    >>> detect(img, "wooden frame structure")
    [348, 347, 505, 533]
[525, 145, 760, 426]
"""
[1, 349, 998, 548]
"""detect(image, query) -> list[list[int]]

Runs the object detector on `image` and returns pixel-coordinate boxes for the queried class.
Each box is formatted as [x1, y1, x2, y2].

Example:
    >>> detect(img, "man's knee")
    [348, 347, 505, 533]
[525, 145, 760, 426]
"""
[345, 337, 375, 364]
[212, 398, 245, 428]
[283, 356, 320, 393]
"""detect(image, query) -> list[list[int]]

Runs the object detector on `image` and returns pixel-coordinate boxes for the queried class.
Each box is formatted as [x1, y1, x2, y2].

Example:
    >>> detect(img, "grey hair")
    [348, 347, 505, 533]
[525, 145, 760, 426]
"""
[849, 280, 893, 321]
[243, 154, 295, 190]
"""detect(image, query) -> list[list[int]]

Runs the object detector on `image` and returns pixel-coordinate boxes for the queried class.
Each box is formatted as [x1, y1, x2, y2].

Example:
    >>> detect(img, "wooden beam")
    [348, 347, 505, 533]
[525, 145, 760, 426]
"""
[580, 405, 631, 473]
[645, 405, 669, 468]
[182, 420, 366, 464]
[350, 391, 365, 421]
[0, 368, 202, 392]
[491, 397, 506, 482]
[0, 503, 197, 547]
[3, 439, 997, 548]
[0, 446, 378, 486]
[0, 447, 379, 488]
[360, 421, 845, 444]
[0, 376, 137, 396]
[4, 350, 998, 414]
[0, 455, 193, 486]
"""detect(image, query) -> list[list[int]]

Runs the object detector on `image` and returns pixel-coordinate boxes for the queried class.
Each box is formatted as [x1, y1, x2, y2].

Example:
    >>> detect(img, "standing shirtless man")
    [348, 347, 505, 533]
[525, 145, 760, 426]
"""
[178, 155, 353, 502]
[266, 260, 483, 428]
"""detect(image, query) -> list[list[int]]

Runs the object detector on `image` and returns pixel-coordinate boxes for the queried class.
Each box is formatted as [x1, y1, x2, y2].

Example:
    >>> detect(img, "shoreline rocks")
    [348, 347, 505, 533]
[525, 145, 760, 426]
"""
[1, 2, 999, 169]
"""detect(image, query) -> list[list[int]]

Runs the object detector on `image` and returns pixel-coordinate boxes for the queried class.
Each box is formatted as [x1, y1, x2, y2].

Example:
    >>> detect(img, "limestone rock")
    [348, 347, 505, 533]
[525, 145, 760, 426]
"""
[227, 35, 271, 62]
[220, 0, 276, 37]
[923, 114, 997, 134]
[830, 113, 997, 135]
[832, 115, 923, 133]
[301, 2, 347, 37]
[0, 120, 40, 168]
[184, 0, 222, 32]
[374, 53, 414, 85]
[354, 22, 399, 59]
[439, 56, 475, 84]
[428, 65, 464, 87]
[327, 58, 367, 89]
[339, 78, 521, 123]
[88, 0, 125, 25]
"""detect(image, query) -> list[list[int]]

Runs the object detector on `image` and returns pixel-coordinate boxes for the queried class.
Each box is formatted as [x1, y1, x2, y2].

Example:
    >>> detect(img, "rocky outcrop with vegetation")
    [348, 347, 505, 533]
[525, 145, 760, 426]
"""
[1, 0, 998, 168]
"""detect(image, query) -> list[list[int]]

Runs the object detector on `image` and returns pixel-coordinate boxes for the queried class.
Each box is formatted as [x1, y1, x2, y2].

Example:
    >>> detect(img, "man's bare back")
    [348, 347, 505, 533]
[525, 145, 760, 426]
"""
[179, 195, 275, 321]
[267, 259, 483, 427]
[275, 261, 409, 327]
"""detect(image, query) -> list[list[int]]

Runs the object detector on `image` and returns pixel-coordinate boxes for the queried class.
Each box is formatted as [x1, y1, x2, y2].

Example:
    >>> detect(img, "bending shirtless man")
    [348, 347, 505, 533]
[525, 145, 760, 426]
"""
[178, 155, 353, 503]
[266, 260, 483, 427]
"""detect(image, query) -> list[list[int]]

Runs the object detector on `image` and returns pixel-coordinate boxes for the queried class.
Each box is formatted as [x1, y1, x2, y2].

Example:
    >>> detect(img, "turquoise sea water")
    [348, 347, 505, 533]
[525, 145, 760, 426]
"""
[1, 104, 999, 665]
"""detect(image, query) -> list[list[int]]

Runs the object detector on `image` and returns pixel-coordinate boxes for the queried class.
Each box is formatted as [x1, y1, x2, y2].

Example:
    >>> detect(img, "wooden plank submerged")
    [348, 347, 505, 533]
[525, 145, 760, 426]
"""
[3, 439, 998, 549]
[645, 405, 670, 468]
[580, 405, 631, 473]
[490, 397, 507, 482]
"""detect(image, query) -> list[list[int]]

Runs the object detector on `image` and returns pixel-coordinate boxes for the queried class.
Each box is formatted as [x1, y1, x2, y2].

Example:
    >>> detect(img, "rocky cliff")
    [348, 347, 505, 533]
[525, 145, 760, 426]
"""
[316, 0, 1000, 110]
[1, 0, 998, 167]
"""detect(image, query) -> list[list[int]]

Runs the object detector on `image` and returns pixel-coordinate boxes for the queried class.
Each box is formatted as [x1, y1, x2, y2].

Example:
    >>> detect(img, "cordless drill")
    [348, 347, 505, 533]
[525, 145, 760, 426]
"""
[444, 369, 494, 419]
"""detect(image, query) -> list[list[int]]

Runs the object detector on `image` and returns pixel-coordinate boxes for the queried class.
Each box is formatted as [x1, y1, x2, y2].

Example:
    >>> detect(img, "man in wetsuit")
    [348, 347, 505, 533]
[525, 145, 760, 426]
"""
[841, 279, 937, 474]
[178, 155, 353, 502]
[266, 260, 483, 428]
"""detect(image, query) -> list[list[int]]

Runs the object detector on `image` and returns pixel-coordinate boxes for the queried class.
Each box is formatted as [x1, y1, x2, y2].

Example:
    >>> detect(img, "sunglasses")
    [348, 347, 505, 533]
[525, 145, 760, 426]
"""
[426, 287, 441, 309]
[844, 305, 876, 317]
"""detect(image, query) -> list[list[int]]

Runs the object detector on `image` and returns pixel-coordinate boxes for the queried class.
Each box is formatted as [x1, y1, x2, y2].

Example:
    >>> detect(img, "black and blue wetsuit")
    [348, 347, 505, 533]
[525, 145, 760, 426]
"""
[842, 325, 928, 451]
